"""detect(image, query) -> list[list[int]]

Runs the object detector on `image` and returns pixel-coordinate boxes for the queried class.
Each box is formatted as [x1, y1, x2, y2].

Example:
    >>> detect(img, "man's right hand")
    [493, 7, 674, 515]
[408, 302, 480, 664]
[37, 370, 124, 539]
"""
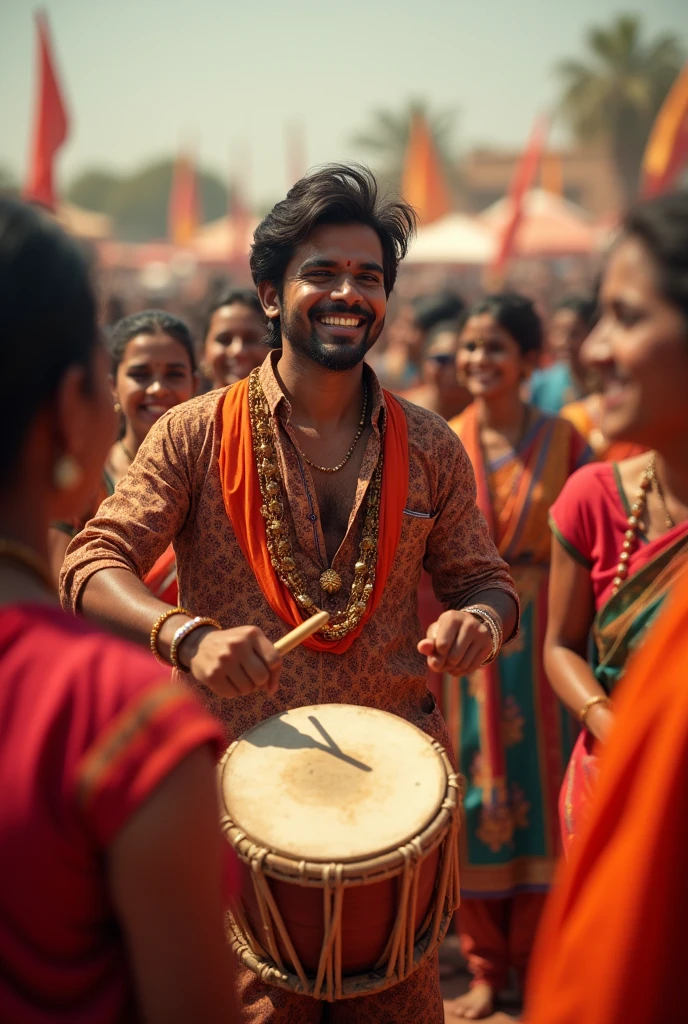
[178, 625, 282, 699]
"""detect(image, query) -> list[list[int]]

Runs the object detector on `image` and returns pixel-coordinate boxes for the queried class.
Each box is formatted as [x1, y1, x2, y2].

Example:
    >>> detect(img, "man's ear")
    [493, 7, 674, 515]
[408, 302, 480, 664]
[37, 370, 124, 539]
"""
[258, 281, 281, 322]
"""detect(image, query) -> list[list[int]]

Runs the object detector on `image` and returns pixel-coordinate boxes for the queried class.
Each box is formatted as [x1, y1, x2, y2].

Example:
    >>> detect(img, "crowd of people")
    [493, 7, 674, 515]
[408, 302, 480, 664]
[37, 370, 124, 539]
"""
[0, 165, 687, 1024]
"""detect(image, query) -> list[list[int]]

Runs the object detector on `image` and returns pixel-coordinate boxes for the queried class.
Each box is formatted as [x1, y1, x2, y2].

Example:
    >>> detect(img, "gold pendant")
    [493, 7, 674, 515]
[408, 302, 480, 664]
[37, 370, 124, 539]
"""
[319, 569, 342, 594]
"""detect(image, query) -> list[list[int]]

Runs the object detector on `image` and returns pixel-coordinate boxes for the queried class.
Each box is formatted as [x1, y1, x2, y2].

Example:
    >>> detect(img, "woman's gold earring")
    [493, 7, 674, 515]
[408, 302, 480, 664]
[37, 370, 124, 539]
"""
[53, 454, 84, 492]
[114, 401, 121, 413]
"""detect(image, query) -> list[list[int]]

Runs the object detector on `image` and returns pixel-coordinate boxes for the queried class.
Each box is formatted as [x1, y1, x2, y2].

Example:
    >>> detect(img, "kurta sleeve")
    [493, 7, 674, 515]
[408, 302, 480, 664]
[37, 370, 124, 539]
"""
[60, 398, 209, 613]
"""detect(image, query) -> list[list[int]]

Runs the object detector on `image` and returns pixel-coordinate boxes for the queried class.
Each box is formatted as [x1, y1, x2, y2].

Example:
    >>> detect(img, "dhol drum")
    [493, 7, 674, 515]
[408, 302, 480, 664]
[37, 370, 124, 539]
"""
[219, 703, 461, 1001]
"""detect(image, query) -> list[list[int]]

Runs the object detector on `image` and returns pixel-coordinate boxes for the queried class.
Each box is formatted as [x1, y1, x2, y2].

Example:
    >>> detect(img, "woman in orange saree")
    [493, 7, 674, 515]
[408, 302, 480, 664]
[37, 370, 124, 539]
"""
[545, 191, 688, 865]
[527, 564, 688, 1024]
[445, 294, 589, 1019]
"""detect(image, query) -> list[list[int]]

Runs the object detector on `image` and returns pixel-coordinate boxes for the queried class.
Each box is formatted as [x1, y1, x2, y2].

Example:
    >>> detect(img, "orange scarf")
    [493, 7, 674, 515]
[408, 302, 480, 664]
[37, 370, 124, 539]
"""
[218, 375, 409, 654]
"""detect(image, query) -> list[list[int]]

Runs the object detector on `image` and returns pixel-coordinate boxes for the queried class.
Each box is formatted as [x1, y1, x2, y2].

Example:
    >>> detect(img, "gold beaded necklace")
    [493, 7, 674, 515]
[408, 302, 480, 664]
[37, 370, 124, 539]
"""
[610, 451, 673, 596]
[291, 385, 368, 474]
[248, 369, 381, 638]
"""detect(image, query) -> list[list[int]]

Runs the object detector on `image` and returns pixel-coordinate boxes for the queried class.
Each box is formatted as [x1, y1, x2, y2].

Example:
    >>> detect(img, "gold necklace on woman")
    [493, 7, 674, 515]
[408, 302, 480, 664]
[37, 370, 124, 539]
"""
[119, 439, 135, 463]
[611, 451, 674, 596]
[291, 384, 368, 474]
[0, 538, 54, 592]
[248, 369, 381, 636]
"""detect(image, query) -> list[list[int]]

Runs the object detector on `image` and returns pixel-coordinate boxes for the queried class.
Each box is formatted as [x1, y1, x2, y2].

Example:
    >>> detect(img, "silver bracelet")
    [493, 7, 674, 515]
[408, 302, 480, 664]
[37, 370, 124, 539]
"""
[169, 616, 222, 672]
[462, 605, 503, 665]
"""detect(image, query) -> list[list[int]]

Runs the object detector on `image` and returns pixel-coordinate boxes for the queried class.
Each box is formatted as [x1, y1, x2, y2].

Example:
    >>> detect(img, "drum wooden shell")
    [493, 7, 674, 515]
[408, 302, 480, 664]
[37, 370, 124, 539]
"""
[219, 704, 461, 1001]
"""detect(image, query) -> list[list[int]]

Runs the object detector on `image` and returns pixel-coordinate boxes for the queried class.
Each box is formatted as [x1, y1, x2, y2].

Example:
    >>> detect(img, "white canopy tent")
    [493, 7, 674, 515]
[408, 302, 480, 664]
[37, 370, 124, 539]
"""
[405, 213, 496, 265]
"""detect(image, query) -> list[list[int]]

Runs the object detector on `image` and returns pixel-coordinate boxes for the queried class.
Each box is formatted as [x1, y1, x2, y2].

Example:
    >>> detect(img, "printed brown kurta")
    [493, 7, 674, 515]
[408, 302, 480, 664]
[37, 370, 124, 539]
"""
[60, 353, 518, 1022]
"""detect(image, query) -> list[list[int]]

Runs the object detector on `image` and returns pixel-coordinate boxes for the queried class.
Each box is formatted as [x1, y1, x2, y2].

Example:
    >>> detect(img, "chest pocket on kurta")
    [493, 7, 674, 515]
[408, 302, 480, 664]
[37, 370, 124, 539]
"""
[401, 507, 438, 574]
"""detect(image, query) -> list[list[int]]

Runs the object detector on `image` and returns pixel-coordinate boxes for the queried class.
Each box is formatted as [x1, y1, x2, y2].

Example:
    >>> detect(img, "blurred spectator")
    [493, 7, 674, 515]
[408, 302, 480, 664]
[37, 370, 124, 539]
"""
[401, 319, 471, 421]
[374, 290, 465, 392]
[200, 285, 267, 390]
[529, 296, 596, 414]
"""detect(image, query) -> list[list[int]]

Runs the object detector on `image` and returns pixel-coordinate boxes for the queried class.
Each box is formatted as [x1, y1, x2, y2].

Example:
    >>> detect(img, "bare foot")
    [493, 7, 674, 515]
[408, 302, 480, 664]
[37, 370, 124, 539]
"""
[446, 981, 495, 1019]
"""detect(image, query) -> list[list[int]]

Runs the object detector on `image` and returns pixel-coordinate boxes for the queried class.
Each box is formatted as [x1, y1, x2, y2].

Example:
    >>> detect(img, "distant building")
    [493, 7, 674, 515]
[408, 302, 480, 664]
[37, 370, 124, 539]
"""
[461, 146, 622, 217]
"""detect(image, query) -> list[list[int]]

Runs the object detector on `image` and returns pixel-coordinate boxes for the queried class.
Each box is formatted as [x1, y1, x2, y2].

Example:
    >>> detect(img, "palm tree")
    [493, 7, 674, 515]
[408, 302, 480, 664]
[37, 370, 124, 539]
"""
[350, 100, 460, 192]
[556, 15, 685, 202]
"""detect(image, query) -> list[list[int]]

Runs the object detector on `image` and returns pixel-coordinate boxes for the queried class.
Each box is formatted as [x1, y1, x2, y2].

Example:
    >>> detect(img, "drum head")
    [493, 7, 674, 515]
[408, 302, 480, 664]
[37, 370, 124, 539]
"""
[222, 704, 446, 862]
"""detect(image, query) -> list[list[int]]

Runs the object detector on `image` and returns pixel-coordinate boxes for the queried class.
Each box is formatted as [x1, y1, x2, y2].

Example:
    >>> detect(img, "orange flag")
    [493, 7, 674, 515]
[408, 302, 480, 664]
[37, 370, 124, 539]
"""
[490, 115, 549, 279]
[641, 63, 688, 198]
[401, 113, 452, 225]
[24, 12, 69, 211]
[168, 151, 201, 247]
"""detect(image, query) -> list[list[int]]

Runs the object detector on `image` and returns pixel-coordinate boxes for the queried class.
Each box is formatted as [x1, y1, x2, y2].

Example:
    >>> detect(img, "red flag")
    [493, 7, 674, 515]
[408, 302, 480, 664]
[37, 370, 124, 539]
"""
[168, 151, 201, 246]
[641, 63, 688, 198]
[490, 116, 549, 278]
[401, 113, 452, 225]
[24, 12, 69, 211]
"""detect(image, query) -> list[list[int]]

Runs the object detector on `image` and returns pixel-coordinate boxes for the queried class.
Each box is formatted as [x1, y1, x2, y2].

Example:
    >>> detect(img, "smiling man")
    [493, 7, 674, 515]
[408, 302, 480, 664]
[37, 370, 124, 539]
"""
[60, 165, 519, 1023]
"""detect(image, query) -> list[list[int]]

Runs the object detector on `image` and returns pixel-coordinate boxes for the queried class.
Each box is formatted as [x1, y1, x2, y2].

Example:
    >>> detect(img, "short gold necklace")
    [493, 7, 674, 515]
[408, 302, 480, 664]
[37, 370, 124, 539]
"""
[248, 369, 381, 629]
[0, 538, 54, 592]
[291, 385, 368, 474]
[119, 439, 135, 463]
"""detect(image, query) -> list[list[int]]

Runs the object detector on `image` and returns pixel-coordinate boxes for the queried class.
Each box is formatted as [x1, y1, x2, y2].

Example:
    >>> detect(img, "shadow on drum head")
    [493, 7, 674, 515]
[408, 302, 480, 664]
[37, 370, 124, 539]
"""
[245, 714, 372, 772]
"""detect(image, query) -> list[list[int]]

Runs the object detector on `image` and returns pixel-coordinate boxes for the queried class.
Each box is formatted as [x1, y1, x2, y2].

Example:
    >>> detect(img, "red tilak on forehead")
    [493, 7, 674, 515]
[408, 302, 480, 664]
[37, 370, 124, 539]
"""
[347, 260, 351, 267]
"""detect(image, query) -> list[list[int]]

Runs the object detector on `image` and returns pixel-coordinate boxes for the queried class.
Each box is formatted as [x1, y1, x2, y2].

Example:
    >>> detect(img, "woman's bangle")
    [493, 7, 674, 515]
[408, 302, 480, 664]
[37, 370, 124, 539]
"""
[169, 616, 223, 672]
[578, 694, 613, 725]
[462, 605, 503, 665]
[150, 606, 192, 665]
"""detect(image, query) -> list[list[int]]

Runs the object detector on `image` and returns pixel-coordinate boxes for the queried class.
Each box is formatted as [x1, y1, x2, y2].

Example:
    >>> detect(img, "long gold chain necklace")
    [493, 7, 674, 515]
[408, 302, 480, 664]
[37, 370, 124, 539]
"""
[0, 538, 54, 592]
[291, 385, 368, 474]
[248, 369, 381, 638]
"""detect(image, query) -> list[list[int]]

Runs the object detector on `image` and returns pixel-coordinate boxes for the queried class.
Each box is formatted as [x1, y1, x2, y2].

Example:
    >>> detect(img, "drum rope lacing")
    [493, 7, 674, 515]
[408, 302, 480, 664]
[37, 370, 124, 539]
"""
[220, 738, 463, 1001]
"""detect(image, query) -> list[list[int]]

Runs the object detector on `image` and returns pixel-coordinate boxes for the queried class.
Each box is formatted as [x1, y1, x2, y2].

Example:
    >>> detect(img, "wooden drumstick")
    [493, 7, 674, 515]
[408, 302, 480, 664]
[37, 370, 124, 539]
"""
[274, 610, 330, 654]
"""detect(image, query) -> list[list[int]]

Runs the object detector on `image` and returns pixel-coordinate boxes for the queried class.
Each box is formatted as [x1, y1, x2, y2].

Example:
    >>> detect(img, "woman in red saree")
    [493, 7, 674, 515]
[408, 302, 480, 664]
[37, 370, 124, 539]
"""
[0, 197, 238, 1022]
[445, 294, 589, 1019]
[545, 192, 688, 865]
[49, 310, 197, 601]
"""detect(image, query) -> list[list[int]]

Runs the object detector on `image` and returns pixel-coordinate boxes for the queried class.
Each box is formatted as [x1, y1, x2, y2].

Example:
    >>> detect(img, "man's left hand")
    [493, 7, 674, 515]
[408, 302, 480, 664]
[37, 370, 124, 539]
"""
[418, 610, 494, 676]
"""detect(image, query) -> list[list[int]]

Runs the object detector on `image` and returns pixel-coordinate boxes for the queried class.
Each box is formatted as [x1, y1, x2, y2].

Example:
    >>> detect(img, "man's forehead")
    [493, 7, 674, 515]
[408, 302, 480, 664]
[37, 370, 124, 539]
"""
[292, 222, 384, 268]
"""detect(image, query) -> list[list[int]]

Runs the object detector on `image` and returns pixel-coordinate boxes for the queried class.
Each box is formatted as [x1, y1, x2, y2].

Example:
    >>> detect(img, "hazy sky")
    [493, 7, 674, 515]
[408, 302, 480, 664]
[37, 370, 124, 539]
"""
[1, 0, 686, 206]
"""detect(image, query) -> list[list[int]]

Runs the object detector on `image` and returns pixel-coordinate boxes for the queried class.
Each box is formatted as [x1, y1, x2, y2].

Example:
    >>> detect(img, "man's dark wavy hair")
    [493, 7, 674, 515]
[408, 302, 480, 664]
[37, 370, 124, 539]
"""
[250, 164, 416, 347]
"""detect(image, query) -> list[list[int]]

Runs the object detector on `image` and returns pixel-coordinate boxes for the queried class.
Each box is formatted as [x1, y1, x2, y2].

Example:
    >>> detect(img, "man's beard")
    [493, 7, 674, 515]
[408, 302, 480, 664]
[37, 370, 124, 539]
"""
[281, 303, 384, 372]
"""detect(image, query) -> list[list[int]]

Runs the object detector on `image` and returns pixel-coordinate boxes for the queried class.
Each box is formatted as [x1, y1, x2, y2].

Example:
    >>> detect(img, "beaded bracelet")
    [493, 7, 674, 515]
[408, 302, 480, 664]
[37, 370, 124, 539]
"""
[578, 694, 613, 725]
[169, 616, 223, 672]
[462, 605, 503, 665]
[150, 606, 192, 665]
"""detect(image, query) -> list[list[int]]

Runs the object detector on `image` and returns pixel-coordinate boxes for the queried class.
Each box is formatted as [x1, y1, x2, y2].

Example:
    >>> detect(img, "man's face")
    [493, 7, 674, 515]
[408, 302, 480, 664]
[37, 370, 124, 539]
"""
[272, 222, 387, 371]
